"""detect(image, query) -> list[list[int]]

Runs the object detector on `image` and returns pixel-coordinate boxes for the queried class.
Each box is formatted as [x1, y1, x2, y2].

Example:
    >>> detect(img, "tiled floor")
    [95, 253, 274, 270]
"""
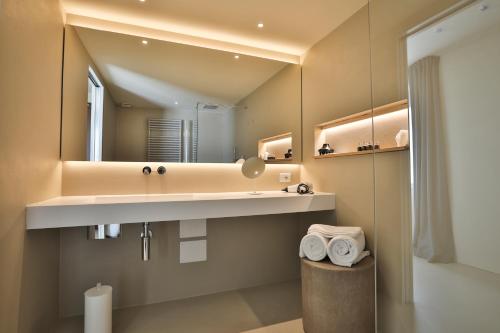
[55, 280, 304, 333]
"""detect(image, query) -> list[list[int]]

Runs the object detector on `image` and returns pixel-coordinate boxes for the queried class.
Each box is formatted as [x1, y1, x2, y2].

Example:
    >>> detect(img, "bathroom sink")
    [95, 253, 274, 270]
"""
[26, 191, 335, 230]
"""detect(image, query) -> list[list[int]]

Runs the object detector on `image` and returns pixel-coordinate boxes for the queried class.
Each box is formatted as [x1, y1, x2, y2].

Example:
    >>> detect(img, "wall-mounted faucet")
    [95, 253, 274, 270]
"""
[157, 166, 166, 175]
[142, 166, 166, 175]
[141, 222, 153, 261]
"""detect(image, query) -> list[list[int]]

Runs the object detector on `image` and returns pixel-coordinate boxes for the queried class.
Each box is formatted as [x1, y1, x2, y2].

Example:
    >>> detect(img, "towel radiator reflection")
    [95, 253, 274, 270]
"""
[147, 119, 198, 162]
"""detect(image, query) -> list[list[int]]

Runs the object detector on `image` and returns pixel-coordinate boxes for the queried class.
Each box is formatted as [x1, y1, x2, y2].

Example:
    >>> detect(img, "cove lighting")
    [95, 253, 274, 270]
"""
[263, 137, 292, 146]
[324, 109, 408, 135]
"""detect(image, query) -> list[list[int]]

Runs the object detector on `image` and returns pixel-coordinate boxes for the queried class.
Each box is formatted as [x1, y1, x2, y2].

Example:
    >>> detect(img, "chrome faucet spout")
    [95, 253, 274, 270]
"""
[140, 222, 153, 261]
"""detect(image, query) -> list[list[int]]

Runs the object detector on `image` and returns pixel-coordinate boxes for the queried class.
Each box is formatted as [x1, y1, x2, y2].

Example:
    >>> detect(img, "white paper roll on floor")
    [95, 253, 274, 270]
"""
[85, 283, 112, 333]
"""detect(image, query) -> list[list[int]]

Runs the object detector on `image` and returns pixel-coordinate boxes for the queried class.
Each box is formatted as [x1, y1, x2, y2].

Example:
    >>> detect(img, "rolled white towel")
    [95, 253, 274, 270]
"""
[327, 234, 368, 267]
[299, 233, 328, 261]
[308, 224, 363, 239]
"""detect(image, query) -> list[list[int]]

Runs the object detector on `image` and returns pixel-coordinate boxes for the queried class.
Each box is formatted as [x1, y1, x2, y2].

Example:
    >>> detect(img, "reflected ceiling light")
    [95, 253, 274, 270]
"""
[234, 55, 240, 59]
[142, 39, 149, 45]
[257, 22, 264, 29]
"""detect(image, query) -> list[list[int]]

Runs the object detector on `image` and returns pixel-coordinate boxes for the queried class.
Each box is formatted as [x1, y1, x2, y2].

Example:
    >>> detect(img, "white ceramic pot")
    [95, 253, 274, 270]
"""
[395, 130, 409, 147]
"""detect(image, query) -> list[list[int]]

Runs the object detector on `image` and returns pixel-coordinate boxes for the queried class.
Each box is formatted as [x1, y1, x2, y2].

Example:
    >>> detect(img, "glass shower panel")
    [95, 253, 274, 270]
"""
[299, 1, 376, 330]
[370, 0, 500, 332]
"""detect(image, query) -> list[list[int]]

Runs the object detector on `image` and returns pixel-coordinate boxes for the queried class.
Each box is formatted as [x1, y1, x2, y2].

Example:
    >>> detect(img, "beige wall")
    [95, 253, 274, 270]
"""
[62, 25, 117, 161]
[0, 0, 63, 332]
[59, 161, 304, 316]
[439, 23, 500, 274]
[62, 161, 300, 195]
[236, 64, 302, 162]
[59, 215, 302, 316]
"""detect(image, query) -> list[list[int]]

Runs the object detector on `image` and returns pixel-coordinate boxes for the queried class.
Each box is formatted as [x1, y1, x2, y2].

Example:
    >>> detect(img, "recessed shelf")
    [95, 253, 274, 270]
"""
[314, 100, 409, 159]
[264, 158, 293, 163]
[258, 132, 293, 162]
[314, 145, 409, 159]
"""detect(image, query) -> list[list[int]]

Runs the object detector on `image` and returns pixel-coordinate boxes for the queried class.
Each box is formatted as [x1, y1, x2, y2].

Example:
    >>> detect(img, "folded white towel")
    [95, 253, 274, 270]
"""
[308, 224, 363, 239]
[326, 234, 368, 267]
[299, 233, 328, 261]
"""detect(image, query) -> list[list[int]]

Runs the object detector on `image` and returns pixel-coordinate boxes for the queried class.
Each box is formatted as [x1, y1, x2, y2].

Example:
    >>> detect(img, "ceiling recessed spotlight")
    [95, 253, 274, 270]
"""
[257, 22, 264, 29]
[139, 0, 146, 2]
[174, 101, 179, 105]
[120, 102, 133, 108]
[142, 40, 149, 45]
[234, 55, 240, 59]
[479, 4, 489, 11]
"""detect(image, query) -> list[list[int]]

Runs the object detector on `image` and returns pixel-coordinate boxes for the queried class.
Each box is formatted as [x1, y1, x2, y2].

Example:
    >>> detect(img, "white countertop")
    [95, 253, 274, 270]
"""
[26, 191, 335, 229]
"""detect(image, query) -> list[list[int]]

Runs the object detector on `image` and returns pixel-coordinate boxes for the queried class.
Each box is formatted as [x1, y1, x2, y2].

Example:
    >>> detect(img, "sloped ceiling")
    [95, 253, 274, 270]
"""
[76, 27, 286, 110]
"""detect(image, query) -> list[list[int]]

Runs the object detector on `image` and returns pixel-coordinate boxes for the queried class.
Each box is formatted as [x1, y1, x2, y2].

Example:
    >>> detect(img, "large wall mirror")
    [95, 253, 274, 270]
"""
[61, 26, 302, 163]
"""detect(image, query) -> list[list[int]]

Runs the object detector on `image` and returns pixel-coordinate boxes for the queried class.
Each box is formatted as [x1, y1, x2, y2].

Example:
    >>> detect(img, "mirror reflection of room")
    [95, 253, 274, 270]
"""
[61, 26, 301, 163]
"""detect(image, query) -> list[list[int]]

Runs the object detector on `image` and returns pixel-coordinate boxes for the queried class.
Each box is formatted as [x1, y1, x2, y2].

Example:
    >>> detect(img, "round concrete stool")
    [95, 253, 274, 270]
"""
[301, 256, 375, 333]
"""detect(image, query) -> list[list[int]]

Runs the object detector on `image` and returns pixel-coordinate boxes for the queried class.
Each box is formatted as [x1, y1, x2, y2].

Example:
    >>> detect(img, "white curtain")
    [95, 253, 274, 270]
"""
[409, 56, 455, 263]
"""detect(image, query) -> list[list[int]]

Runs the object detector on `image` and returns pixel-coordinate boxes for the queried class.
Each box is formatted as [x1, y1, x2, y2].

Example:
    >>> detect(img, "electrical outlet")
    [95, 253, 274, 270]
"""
[279, 172, 292, 183]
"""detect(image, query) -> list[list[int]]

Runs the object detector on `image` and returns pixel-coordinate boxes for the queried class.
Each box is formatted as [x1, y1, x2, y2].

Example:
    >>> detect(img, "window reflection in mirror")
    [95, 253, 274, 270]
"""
[87, 67, 103, 161]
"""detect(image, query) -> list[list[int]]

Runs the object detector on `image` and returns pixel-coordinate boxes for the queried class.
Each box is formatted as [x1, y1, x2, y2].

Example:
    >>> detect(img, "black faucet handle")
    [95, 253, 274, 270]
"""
[142, 166, 152, 175]
[157, 166, 166, 175]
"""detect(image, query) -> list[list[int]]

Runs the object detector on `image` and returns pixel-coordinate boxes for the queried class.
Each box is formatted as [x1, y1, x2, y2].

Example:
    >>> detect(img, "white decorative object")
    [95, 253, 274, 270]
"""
[84, 283, 112, 333]
[395, 129, 409, 147]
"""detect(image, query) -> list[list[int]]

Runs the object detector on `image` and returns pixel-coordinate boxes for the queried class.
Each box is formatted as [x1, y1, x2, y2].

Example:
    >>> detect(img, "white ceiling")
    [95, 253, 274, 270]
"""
[75, 27, 286, 110]
[407, 1, 500, 65]
[67, 0, 369, 112]
[63, 0, 367, 58]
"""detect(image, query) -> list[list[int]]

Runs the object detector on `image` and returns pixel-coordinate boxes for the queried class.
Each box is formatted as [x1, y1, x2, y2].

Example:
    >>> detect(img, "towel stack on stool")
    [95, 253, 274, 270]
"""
[299, 224, 370, 267]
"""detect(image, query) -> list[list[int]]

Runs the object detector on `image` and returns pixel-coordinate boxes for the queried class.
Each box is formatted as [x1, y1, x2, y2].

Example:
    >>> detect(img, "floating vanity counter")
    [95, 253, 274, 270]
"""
[26, 191, 335, 229]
